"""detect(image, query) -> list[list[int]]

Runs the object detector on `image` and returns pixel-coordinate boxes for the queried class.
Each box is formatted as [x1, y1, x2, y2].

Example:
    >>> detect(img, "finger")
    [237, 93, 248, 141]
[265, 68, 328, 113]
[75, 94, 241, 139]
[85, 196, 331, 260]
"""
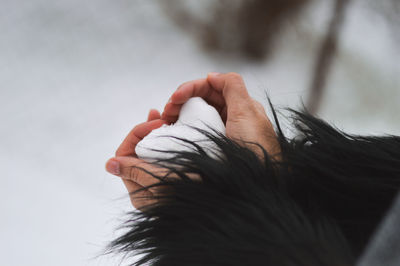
[161, 114, 179, 124]
[107, 157, 169, 189]
[161, 102, 181, 122]
[106, 159, 156, 209]
[162, 79, 225, 123]
[162, 102, 181, 117]
[116, 119, 166, 157]
[162, 100, 225, 122]
[121, 179, 154, 210]
[147, 109, 161, 122]
[170, 79, 225, 108]
[207, 72, 251, 110]
[220, 106, 227, 123]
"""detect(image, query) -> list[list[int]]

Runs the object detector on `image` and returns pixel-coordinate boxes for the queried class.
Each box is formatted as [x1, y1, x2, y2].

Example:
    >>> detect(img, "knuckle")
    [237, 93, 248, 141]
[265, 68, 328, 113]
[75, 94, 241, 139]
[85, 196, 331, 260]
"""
[177, 81, 189, 90]
[249, 99, 266, 114]
[129, 167, 139, 182]
[132, 124, 140, 131]
[225, 72, 243, 82]
[253, 100, 264, 110]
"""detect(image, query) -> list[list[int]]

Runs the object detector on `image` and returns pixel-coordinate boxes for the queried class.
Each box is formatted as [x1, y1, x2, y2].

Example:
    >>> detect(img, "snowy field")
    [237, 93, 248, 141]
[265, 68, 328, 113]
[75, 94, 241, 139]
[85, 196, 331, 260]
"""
[0, 1, 399, 265]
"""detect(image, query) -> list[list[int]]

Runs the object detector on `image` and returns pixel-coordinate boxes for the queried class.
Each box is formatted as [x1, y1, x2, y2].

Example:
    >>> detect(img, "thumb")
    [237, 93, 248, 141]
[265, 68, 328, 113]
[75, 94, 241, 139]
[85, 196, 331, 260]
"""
[106, 156, 167, 188]
[207, 72, 251, 108]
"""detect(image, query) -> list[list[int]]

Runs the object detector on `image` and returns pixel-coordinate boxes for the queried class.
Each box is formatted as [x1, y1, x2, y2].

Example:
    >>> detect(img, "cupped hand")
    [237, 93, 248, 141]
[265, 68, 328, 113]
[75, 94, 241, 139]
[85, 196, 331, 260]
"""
[162, 72, 281, 158]
[106, 72, 281, 210]
[105, 110, 169, 210]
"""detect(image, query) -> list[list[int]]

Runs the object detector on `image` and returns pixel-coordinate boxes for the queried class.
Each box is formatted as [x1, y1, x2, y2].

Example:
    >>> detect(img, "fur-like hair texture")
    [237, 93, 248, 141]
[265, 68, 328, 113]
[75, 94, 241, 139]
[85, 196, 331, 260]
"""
[108, 109, 400, 266]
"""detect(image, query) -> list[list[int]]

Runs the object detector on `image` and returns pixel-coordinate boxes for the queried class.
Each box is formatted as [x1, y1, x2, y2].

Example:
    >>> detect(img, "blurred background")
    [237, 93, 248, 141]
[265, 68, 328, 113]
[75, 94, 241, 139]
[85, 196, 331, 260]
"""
[0, 0, 399, 265]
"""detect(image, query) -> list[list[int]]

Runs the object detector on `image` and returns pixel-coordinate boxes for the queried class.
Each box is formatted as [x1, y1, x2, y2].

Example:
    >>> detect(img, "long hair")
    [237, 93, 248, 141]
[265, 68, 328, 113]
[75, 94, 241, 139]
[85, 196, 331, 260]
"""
[108, 109, 400, 266]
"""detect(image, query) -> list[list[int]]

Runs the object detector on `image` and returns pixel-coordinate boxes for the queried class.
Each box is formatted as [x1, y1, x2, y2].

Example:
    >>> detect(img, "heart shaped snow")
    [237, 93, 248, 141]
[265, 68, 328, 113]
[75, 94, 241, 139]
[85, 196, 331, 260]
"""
[136, 97, 226, 160]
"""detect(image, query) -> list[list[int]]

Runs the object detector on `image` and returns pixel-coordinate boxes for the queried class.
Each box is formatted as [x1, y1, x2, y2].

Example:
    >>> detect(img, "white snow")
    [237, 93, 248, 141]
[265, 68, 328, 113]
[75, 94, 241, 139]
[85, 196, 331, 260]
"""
[0, 1, 398, 266]
[136, 97, 225, 159]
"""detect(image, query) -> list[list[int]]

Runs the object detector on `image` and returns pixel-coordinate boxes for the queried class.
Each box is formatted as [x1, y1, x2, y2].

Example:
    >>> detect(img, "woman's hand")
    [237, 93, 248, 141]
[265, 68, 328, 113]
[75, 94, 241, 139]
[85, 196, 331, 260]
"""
[106, 72, 281, 210]
[105, 110, 169, 210]
[162, 72, 280, 158]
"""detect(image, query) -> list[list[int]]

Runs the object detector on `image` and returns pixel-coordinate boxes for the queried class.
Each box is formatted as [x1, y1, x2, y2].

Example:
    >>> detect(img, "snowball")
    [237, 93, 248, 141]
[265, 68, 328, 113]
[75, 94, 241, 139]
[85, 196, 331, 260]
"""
[136, 97, 226, 160]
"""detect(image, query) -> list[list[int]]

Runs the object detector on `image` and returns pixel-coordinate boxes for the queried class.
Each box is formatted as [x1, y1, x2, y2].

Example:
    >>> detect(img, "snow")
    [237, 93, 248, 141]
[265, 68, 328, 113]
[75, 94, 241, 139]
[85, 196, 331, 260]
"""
[0, 1, 398, 265]
[136, 97, 225, 160]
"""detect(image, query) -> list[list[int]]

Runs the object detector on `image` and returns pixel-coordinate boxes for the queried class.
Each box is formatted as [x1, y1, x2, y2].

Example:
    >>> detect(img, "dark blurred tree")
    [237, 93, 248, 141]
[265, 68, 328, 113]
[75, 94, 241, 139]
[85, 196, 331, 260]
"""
[160, 0, 398, 113]
[160, 0, 311, 60]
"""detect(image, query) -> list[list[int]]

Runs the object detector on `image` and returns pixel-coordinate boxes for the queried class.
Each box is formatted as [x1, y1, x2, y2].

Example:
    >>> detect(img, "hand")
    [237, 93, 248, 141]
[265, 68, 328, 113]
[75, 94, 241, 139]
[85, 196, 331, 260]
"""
[162, 72, 280, 158]
[105, 110, 169, 210]
[106, 72, 281, 210]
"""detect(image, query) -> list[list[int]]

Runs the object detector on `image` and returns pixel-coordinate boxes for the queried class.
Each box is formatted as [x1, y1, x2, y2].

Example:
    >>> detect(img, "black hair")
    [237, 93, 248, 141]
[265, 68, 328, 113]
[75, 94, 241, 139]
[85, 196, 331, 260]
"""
[107, 109, 400, 266]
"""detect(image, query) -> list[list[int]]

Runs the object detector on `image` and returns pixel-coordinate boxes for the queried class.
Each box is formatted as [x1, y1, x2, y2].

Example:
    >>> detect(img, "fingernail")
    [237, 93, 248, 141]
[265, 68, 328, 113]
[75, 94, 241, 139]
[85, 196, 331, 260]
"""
[106, 160, 120, 175]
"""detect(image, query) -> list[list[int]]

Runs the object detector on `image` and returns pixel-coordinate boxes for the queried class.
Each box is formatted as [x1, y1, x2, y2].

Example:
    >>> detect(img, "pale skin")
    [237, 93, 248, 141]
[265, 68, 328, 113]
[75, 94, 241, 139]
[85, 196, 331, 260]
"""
[106, 72, 280, 210]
